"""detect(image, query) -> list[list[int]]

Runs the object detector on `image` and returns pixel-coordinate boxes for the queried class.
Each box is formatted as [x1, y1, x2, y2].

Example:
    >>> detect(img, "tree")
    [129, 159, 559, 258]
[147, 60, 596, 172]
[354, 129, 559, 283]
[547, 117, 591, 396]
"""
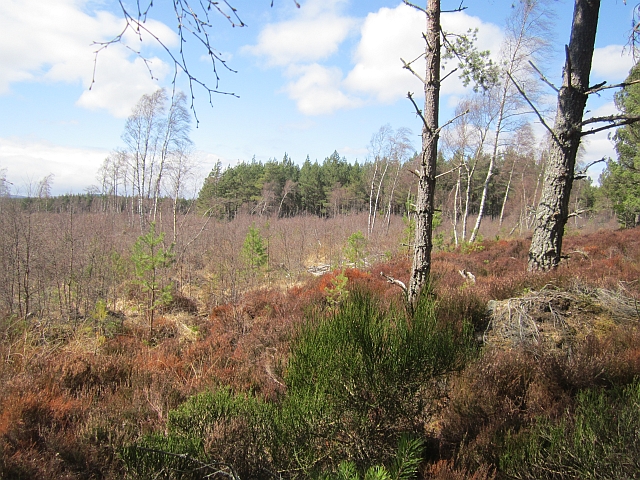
[401, 0, 496, 312]
[525, 0, 640, 270]
[241, 224, 268, 271]
[131, 222, 174, 336]
[468, 0, 551, 243]
[123, 89, 167, 227]
[122, 89, 193, 229]
[601, 63, 640, 228]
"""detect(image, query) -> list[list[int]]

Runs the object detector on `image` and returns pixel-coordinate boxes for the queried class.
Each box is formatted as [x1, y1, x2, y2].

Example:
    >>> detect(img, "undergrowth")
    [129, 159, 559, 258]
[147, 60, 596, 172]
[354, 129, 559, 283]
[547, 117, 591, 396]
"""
[122, 289, 475, 478]
[1, 228, 639, 478]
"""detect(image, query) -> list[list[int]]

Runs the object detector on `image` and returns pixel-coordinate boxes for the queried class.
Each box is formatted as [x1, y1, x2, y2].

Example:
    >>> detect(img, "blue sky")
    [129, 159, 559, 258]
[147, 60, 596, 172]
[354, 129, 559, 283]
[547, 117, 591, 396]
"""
[0, 0, 635, 196]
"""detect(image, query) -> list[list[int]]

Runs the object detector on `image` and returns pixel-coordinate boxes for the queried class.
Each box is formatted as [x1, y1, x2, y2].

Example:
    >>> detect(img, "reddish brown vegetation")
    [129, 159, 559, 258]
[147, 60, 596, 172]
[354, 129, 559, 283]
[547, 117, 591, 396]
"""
[0, 227, 638, 478]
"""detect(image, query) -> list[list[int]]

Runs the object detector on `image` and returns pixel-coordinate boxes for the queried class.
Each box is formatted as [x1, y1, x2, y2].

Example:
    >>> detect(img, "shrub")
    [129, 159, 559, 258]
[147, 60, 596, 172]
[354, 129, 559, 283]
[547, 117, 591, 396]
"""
[499, 380, 640, 479]
[124, 289, 475, 478]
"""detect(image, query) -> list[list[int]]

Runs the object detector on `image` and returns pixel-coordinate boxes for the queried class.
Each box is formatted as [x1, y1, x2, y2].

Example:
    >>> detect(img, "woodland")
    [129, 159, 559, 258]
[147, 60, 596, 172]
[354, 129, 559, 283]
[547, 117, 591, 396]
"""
[2, 0, 640, 478]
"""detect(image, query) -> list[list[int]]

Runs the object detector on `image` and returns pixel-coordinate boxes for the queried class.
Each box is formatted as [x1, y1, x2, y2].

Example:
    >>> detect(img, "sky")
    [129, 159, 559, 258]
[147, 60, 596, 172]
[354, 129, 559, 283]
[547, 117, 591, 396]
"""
[0, 0, 635, 196]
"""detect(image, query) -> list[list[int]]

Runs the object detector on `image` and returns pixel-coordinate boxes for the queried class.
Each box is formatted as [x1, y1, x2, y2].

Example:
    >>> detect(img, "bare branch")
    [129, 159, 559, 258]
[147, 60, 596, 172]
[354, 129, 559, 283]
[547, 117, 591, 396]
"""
[585, 78, 640, 95]
[574, 157, 605, 180]
[401, 58, 427, 85]
[581, 113, 640, 126]
[435, 108, 470, 136]
[407, 92, 430, 133]
[93, 1, 301, 125]
[440, 67, 459, 84]
[528, 60, 559, 92]
[436, 163, 463, 179]
[380, 271, 408, 295]
[442, 2, 468, 13]
[402, 0, 426, 14]
[507, 71, 558, 143]
[567, 208, 589, 218]
[580, 115, 640, 137]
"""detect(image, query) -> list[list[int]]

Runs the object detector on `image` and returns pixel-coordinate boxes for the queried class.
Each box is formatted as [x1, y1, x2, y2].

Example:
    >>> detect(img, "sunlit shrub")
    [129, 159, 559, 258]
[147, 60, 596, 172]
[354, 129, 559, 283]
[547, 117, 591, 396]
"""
[124, 289, 475, 478]
[499, 381, 640, 479]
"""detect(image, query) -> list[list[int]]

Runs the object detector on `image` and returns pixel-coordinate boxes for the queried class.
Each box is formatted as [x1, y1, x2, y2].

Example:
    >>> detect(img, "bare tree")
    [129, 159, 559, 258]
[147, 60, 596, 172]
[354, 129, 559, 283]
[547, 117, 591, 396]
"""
[165, 147, 198, 243]
[469, 0, 551, 243]
[122, 89, 193, 230]
[152, 91, 193, 221]
[123, 89, 166, 228]
[367, 125, 413, 237]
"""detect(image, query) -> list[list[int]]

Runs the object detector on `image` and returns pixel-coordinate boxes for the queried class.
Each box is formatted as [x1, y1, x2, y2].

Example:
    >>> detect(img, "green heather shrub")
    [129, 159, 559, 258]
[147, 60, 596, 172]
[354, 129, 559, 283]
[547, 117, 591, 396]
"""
[123, 289, 474, 479]
[499, 380, 640, 479]
[320, 436, 424, 480]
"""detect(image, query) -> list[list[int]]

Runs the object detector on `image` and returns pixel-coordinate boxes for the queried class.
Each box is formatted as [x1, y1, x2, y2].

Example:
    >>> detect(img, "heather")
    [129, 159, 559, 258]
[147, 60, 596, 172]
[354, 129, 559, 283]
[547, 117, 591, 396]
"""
[0, 205, 638, 478]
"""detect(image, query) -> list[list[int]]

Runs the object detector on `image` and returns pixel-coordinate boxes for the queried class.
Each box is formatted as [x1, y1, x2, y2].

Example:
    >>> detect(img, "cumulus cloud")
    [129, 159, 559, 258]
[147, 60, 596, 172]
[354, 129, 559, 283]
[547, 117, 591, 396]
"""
[246, 1, 504, 115]
[345, 5, 504, 103]
[243, 0, 360, 114]
[344, 4, 423, 103]
[0, 0, 177, 117]
[0, 137, 109, 195]
[285, 64, 362, 115]
[591, 45, 634, 82]
[244, 0, 356, 66]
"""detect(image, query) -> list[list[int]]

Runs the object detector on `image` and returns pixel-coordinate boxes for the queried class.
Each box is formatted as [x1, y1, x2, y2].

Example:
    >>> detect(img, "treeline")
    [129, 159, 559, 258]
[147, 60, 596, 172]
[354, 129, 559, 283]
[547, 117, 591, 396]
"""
[197, 151, 373, 218]
[194, 129, 601, 244]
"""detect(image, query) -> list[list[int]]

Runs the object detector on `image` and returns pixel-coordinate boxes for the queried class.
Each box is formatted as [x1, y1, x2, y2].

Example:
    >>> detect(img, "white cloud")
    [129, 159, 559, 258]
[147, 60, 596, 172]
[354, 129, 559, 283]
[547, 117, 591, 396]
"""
[77, 53, 171, 117]
[243, 0, 357, 66]
[285, 64, 362, 115]
[247, 1, 505, 115]
[0, 0, 177, 117]
[0, 137, 109, 195]
[344, 4, 423, 102]
[591, 45, 634, 82]
[345, 5, 504, 103]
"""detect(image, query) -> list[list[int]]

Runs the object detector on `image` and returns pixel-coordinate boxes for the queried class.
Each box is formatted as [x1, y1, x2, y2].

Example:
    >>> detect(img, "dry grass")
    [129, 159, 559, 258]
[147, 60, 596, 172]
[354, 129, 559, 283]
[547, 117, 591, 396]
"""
[0, 224, 638, 478]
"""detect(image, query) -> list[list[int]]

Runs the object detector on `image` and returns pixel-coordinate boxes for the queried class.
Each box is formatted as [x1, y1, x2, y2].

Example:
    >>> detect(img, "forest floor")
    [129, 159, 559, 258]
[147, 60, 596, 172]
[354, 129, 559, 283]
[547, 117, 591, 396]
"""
[1, 226, 639, 479]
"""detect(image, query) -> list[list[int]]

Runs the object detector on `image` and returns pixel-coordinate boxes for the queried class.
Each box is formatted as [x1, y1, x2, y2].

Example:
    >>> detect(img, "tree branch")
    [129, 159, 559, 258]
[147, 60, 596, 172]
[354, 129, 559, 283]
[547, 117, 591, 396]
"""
[436, 163, 463, 179]
[402, 0, 426, 14]
[380, 271, 408, 295]
[585, 78, 640, 95]
[580, 115, 640, 137]
[407, 92, 430, 133]
[581, 113, 640, 126]
[94, 1, 299, 125]
[401, 58, 427, 85]
[507, 71, 558, 143]
[574, 157, 605, 180]
[435, 109, 470, 136]
[528, 60, 559, 92]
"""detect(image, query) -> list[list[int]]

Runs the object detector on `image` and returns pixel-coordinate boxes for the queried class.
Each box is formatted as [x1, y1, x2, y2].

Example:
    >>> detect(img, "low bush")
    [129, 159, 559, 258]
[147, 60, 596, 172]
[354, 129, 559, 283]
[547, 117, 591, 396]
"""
[499, 380, 640, 479]
[123, 288, 476, 478]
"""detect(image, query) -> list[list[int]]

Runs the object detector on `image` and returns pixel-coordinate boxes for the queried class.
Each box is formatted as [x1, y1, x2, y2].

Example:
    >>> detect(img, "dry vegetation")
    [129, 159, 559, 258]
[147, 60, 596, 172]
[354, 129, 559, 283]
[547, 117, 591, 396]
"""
[0, 203, 638, 478]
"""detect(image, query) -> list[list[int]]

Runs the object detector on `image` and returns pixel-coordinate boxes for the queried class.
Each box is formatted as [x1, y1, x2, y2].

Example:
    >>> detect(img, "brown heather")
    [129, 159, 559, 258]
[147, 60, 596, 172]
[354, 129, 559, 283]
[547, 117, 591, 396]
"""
[0, 208, 638, 478]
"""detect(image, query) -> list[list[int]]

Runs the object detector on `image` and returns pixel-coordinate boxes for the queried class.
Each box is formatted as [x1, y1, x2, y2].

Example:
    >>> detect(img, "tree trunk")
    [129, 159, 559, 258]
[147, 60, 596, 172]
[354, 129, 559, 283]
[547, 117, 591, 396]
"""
[499, 154, 516, 226]
[408, 0, 440, 311]
[528, 0, 600, 270]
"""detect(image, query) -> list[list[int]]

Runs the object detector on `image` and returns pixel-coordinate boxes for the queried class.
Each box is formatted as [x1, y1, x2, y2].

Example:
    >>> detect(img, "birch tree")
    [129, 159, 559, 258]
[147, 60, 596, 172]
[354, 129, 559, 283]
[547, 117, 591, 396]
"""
[469, 0, 551, 243]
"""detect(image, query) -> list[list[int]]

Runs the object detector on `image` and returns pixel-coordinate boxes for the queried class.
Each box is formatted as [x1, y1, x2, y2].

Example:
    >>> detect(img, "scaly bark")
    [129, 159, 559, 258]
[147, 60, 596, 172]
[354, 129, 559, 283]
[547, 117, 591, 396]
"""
[528, 0, 600, 271]
[408, 0, 440, 311]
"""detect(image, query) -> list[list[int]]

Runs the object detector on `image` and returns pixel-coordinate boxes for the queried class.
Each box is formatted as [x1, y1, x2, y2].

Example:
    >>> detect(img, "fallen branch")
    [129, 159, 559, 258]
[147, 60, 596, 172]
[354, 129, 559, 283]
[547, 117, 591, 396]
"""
[380, 272, 408, 295]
